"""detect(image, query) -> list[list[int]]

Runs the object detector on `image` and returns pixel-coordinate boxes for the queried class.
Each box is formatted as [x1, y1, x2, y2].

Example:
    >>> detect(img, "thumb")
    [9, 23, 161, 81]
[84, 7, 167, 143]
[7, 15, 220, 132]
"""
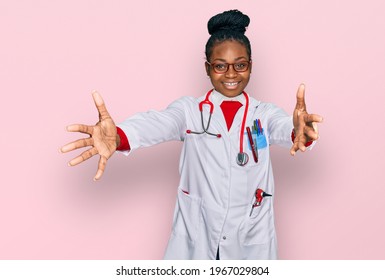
[295, 83, 306, 111]
[92, 90, 111, 120]
[92, 90, 105, 108]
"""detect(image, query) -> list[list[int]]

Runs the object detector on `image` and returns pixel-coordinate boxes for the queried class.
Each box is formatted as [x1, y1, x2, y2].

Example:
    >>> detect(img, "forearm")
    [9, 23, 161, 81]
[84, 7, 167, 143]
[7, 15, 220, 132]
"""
[116, 98, 187, 152]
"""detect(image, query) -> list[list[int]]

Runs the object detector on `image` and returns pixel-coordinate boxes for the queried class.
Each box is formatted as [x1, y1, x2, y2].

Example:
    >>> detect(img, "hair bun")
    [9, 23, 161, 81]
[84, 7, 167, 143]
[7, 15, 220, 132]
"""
[208, 10, 250, 35]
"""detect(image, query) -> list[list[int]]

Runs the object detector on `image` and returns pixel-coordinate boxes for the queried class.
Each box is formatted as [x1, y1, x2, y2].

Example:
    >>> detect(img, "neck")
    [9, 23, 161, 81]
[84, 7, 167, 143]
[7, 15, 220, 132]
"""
[213, 90, 245, 104]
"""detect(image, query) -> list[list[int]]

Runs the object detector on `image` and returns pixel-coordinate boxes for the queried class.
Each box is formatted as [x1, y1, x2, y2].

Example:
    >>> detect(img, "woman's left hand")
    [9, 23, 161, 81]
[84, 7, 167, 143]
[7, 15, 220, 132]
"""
[290, 84, 323, 155]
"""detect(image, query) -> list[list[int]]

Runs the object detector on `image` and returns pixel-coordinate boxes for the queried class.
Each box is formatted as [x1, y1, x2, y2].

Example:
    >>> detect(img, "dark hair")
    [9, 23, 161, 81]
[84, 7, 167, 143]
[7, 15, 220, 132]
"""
[205, 10, 251, 61]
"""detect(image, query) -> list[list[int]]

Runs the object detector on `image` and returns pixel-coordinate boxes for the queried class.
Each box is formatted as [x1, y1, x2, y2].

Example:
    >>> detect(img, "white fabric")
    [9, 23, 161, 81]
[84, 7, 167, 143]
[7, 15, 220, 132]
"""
[117, 92, 297, 260]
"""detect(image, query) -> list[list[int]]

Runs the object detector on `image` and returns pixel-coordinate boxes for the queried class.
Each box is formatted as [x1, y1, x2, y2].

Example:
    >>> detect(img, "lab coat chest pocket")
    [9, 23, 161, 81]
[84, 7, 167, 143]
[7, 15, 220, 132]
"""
[172, 189, 202, 243]
[243, 131, 269, 168]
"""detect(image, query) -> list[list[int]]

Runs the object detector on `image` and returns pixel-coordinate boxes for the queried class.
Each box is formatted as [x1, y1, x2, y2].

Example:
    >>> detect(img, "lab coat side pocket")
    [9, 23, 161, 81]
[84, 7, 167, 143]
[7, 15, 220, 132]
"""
[171, 188, 203, 244]
[239, 203, 273, 245]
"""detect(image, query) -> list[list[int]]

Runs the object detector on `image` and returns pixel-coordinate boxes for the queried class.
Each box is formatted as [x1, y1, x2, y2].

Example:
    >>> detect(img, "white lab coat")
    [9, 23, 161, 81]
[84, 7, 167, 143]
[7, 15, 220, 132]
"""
[117, 90, 298, 260]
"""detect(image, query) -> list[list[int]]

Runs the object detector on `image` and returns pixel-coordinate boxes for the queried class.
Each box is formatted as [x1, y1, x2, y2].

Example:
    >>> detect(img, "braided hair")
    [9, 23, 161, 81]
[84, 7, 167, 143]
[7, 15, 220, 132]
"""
[205, 10, 251, 61]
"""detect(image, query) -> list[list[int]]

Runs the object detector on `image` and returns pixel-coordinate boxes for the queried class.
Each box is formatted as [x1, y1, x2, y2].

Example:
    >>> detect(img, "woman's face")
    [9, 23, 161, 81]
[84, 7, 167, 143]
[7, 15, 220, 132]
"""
[206, 40, 251, 98]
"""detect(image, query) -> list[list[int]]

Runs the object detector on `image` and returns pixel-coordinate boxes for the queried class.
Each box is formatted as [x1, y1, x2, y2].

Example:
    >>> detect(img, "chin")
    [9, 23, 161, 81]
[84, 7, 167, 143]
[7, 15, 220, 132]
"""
[221, 90, 244, 98]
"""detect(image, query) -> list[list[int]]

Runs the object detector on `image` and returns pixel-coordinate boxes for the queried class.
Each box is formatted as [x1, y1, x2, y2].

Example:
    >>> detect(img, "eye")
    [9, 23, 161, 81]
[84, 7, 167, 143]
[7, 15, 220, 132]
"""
[214, 63, 227, 71]
[235, 62, 248, 71]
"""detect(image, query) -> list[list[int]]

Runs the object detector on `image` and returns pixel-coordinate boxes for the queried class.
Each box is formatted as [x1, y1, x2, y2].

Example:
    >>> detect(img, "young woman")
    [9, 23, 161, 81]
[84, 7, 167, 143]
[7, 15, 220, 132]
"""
[61, 10, 322, 259]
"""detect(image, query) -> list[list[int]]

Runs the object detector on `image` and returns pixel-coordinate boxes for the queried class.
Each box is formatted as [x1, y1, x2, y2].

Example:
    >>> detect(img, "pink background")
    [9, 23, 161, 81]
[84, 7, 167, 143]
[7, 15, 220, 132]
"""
[1, 0, 384, 259]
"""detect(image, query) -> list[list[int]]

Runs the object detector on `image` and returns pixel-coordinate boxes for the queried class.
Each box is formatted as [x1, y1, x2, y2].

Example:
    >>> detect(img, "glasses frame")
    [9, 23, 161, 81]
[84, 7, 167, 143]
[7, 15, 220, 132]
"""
[206, 60, 252, 74]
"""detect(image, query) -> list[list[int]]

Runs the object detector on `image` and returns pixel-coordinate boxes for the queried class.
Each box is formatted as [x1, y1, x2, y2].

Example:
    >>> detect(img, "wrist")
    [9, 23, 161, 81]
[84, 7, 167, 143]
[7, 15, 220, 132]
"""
[116, 126, 130, 151]
[116, 133, 121, 148]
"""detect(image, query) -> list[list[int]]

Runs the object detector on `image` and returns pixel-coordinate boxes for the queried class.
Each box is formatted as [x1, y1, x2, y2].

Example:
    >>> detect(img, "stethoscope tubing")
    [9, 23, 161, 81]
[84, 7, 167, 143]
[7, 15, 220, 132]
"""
[186, 89, 250, 166]
[186, 89, 222, 138]
[239, 92, 249, 154]
[186, 109, 221, 138]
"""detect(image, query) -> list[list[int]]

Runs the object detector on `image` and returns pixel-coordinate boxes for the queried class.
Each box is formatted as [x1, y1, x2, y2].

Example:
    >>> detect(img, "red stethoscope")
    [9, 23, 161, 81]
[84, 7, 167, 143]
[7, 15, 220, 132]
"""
[186, 89, 250, 166]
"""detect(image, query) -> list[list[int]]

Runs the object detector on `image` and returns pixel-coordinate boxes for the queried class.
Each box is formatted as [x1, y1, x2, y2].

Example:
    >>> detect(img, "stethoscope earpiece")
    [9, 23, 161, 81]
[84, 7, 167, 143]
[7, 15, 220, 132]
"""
[186, 129, 221, 138]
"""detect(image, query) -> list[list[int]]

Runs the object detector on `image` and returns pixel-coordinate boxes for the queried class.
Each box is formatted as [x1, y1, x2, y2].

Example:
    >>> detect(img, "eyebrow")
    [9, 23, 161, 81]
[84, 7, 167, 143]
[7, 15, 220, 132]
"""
[211, 57, 249, 63]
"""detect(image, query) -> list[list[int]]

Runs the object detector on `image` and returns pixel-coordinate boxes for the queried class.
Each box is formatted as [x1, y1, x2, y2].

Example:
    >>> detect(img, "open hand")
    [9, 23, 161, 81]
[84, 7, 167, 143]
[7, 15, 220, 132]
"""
[60, 91, 117, 180]
[290, 84, 323, 155]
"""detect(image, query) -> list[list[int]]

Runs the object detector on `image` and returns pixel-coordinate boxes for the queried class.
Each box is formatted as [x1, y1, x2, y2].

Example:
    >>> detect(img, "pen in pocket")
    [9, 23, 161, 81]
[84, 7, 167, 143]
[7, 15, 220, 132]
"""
[246, 126, 258, 163]
[253, 119, 264, 135]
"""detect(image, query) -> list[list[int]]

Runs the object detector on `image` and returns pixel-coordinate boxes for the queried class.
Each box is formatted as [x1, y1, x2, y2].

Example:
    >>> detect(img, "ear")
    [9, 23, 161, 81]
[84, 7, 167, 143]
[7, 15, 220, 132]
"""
[249, 60, 253, 74]
[205, 61, 210, 76]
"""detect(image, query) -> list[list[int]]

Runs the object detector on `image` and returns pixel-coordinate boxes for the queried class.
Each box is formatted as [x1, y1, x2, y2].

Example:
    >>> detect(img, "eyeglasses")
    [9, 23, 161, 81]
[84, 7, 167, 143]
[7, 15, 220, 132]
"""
[207, 60, 251, 74]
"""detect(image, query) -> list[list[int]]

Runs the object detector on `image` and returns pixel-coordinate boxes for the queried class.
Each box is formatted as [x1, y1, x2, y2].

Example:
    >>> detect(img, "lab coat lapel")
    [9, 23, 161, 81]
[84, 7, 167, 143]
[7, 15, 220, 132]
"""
[201, 92, 261, 136]
[210, 97, 230, 136]
[228, 94, 261, 134]
[247, 97, 261, 125]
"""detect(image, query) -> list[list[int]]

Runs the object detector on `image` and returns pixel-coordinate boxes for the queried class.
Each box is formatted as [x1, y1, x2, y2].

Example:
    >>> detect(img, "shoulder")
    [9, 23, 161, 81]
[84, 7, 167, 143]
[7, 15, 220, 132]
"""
[168, 96, 200, 108]
[249, 96, 277, 113]
[257, 102, 279, 112]
[252, 99, 288, 118]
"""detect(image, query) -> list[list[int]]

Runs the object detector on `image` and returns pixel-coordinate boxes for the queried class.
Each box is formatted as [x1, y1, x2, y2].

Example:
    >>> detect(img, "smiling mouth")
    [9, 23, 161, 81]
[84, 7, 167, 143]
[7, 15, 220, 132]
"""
[223, 81, 240, 88]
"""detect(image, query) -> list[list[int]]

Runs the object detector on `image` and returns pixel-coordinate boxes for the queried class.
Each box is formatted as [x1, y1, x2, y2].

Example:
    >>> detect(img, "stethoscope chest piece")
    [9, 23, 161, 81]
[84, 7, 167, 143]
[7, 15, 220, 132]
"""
[236, 152, 249, 166]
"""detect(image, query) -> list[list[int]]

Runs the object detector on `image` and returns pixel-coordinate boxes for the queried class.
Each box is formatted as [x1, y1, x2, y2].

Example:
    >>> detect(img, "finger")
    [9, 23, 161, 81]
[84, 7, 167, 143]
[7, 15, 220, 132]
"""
[60, 137, 93, 153]
[94, 156, 108, 181]
[290, 143, 299, 156]
[66, 124, 94, 135]
[295, 84, 306, 111]
[295, 111, 306, 133]
[313, 122, 318, 134]
[304, 126, 319, 140]
[68, 147, 98, 166]
[298, 140, 307, 152]
[290, 140, 303, 155]
[290, 128, 308, 155]
[92, 91, 111, 121]
[303, 113, 323, 124]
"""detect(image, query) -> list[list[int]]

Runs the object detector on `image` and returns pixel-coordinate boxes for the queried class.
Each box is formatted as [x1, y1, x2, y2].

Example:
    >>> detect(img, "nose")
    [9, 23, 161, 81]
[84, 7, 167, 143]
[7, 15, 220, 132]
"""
[225, 64, 238, 78]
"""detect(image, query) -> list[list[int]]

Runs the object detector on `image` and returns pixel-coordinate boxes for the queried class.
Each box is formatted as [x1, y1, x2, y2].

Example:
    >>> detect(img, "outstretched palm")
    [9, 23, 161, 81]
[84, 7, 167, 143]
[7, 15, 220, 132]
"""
[61, 91, 117, 180]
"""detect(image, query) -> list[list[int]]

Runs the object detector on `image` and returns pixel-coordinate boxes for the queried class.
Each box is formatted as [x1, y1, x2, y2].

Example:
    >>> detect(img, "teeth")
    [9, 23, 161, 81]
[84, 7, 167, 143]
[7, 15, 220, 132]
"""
[224, 82, 238, 86]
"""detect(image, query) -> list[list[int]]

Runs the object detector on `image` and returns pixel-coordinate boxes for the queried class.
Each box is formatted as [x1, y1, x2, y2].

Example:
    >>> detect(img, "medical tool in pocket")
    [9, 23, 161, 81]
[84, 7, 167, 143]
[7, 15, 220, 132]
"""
[249, 188, 272, 216]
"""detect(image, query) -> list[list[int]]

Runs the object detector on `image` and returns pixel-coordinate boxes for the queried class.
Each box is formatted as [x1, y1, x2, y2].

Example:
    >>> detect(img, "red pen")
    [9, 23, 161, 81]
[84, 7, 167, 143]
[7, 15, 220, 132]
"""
[246, 127, 258, 163]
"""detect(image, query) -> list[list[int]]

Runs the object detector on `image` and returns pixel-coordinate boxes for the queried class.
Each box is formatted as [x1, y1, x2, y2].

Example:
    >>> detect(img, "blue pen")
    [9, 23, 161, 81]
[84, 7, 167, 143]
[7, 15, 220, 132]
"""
[256, 119, 261, 135]
[258, 119, 263, 135]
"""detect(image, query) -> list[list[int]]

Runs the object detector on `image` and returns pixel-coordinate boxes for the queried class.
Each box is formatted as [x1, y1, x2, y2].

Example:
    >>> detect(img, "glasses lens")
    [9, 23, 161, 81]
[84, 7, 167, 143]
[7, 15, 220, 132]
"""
[213, 63, 228, 73]
[211, 61, 250, 73]
[234, 61, 249, 72]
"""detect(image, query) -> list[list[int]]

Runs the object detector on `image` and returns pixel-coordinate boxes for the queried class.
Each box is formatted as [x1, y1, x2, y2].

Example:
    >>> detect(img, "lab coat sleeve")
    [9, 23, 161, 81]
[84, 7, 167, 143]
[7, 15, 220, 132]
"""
[262, 103, 316, 150]
[116, 97, 189, 155]
[262, 103, 294, 148]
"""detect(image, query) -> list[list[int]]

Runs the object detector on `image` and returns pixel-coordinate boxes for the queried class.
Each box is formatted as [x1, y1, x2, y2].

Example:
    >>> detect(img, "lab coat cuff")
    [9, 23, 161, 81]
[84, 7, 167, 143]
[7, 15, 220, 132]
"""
[116, 126, 131, 152]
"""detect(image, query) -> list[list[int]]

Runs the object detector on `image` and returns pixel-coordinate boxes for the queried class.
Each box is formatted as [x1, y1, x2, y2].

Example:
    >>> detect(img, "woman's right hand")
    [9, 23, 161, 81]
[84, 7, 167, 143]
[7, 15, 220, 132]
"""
[60, 91, 118, 180]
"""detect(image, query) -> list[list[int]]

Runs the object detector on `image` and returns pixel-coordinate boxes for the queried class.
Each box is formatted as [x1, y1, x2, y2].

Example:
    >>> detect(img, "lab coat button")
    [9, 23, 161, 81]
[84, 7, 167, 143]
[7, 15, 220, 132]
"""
[223, 236, 226, 240]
